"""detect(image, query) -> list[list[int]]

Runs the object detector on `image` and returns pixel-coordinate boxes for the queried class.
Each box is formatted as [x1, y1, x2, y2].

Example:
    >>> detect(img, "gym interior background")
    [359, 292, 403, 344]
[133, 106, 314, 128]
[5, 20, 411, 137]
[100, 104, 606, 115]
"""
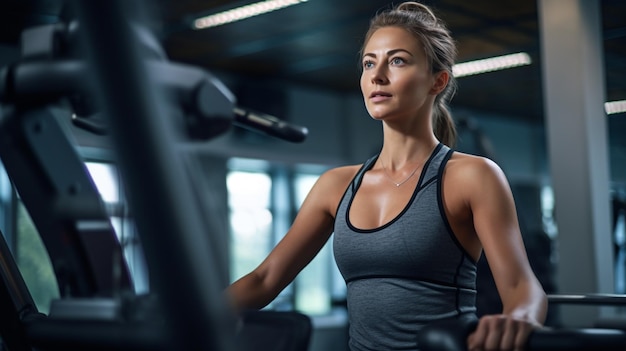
[0, 0, 625, 350]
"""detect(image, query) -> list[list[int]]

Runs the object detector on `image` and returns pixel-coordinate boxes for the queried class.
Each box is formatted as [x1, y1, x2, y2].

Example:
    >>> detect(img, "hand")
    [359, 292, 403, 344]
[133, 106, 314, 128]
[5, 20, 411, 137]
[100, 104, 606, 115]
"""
[467, 314, 538, 351]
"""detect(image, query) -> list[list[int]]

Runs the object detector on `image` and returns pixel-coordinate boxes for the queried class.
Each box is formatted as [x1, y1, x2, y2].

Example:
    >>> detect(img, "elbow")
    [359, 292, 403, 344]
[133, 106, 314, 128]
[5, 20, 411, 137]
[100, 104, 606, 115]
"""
[227, 270, 278, 313]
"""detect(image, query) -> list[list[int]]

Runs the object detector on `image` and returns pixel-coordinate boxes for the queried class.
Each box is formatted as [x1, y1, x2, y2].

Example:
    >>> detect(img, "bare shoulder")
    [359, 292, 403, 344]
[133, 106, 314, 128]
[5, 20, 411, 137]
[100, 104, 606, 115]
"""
[303, 163, 364, 215]
[316, 164, 363, 192]
[444, 151, 510, 198]
[442, 151, 516, 246]
[446, 151, 505, 181]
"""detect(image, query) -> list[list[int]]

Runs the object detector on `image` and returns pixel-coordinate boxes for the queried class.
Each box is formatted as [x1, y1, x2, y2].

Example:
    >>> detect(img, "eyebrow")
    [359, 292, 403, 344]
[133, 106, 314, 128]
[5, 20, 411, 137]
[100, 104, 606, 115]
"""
[362, 48, 414, 59]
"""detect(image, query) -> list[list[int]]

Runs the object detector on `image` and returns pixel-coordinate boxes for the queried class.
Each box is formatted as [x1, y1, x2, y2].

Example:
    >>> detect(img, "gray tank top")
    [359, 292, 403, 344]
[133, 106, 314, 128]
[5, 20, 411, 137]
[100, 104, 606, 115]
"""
[333, 143, 477, 351]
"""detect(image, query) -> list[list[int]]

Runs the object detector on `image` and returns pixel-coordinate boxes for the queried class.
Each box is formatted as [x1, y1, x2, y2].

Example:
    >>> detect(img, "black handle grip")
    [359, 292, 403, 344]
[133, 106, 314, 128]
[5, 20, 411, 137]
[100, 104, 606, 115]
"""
[416, 317, 626, 351]
[416, 315, 477, 351]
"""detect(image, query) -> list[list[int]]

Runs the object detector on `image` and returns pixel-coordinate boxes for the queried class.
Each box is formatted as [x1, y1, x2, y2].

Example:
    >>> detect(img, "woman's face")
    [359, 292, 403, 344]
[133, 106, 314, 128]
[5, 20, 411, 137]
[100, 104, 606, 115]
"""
[360, 26, 439, 122]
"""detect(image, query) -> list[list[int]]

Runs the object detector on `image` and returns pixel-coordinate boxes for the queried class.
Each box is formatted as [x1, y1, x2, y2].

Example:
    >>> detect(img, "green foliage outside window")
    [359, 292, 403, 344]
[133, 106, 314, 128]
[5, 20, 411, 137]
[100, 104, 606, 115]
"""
[16, 203, 59, 315]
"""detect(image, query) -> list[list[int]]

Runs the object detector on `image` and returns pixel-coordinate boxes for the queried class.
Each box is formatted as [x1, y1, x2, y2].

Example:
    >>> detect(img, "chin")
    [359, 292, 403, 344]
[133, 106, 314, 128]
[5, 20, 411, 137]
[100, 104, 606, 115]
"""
[366, 108, 386, 119]
[368, 109, 392, 121]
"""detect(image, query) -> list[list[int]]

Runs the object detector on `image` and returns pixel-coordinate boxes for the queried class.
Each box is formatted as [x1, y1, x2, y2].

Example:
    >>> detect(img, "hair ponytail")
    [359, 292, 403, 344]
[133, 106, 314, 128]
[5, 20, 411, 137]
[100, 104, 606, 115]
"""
[433, 102, 457, 147]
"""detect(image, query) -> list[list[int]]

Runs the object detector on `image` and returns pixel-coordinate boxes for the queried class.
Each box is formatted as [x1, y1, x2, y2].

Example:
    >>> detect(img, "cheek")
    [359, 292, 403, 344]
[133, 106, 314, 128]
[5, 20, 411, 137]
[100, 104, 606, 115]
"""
[360, 75, 371, 109]
[397, 76, 425, 99]
[359, 74, 367, 95]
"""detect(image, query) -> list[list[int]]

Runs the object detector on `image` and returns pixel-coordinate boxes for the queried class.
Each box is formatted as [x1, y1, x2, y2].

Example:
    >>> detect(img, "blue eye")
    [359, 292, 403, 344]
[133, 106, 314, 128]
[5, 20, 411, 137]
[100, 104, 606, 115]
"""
[391, 57, 405, 65]
[363, 60, 375, 69]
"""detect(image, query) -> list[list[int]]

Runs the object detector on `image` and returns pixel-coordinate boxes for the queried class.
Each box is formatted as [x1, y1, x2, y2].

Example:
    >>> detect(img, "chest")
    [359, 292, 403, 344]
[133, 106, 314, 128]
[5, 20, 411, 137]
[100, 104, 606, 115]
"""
[333, 178, 466, 282]
[349, 166, 444, 229]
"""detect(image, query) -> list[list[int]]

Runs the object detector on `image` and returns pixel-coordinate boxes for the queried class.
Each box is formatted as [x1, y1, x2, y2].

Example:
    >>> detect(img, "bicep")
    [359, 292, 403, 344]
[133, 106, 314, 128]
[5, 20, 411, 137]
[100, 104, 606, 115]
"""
[469, 161, 535, 298]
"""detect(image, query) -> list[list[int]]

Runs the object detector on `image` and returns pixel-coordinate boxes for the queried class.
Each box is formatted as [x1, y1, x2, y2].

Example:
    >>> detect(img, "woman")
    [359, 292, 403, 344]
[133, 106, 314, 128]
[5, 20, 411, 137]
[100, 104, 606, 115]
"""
[227, 2, 547, 350]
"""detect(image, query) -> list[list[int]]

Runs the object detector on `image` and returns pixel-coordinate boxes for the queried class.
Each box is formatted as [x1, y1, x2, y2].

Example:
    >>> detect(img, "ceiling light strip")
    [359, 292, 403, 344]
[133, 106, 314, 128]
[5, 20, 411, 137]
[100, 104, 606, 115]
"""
[194, 0, 308, 30]
[453, 52, 531, 78]
[605, 100, 626, 115]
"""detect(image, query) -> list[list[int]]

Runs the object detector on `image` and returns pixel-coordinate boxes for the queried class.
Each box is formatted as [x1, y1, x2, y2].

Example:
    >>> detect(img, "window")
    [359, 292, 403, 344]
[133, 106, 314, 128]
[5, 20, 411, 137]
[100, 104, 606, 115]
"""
[293, 173, 333, 315]
[85, 162, 148, 294]
[226, 158, 294, 309]
[15, 200, 59, 314]
[227, 169, 273, 281]
[11, 159, 148, 315]
[227, 158, 344, 315]
[7, 151, 346, 316]
[0, 163, 12, 241]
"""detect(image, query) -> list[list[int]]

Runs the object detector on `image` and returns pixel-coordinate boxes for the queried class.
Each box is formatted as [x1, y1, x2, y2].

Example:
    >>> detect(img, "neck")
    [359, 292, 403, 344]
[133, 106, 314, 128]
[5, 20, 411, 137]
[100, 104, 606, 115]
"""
[379, 138, 439, 170]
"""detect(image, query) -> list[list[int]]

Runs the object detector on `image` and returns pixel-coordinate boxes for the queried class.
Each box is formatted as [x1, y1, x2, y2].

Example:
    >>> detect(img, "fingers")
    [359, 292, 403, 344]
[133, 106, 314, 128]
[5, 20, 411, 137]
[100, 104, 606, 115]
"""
[467, 315, 534, 351]
[498, 317, 517, 350]
[513, 322, 534, 351]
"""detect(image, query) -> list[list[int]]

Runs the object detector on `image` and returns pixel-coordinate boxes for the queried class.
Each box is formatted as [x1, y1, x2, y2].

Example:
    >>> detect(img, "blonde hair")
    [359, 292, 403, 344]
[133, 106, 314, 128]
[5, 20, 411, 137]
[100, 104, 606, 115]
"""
[361, 2, 458, 147]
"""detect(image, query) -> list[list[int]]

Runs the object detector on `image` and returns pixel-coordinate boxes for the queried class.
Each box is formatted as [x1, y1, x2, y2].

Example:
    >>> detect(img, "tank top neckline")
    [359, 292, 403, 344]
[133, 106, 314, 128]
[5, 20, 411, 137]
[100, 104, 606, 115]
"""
[347, 143, 445, 232]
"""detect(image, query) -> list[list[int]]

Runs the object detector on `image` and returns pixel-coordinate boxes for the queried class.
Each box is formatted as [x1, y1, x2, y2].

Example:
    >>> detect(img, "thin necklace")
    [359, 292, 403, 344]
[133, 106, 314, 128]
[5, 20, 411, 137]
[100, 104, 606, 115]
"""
[381, 159, 421, 187]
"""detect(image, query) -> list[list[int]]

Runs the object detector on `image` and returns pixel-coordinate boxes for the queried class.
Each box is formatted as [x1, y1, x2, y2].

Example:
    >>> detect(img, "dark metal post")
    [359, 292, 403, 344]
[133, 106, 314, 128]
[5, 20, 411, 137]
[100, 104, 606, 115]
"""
[71, 1, 236, 350]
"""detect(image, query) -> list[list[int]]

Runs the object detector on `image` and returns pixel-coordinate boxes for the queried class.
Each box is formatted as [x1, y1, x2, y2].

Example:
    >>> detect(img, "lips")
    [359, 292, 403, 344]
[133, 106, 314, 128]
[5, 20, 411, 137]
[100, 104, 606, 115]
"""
[370, 91, 392, 98]
[369, 91, 392, 102]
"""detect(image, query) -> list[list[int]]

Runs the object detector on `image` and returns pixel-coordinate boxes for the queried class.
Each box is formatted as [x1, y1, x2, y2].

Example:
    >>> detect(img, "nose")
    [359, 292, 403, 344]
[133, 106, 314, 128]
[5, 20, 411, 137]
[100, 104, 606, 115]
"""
[370, 65, 388, 85]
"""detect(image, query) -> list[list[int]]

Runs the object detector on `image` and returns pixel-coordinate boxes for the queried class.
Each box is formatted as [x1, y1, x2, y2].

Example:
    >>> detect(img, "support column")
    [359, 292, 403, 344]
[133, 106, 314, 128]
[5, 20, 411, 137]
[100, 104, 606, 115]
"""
[537, 0, 614, 326]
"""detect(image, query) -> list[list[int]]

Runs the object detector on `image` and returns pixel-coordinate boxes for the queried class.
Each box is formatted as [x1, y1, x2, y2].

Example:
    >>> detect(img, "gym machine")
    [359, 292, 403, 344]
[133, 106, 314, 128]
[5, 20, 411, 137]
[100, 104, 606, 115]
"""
[0, 1, 624, 350]
[417, 294, 626, 351]
[0, 0, 310, 350]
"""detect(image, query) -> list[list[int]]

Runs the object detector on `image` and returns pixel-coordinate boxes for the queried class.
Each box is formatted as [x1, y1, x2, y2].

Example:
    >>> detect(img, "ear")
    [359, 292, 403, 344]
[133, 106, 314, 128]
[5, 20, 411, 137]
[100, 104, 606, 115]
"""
[430, 70, 449, 95]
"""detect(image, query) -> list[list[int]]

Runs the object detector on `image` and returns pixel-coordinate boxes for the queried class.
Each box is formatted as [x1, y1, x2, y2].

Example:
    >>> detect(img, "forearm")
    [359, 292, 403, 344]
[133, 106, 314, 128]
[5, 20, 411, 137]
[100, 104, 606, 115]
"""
[225, 271, 279, 313]
[502, 278, 548, 326]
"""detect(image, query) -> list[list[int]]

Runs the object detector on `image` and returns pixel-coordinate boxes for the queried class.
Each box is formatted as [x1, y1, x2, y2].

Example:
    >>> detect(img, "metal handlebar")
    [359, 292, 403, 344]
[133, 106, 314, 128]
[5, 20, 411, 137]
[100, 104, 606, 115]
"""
[416, 316, 626, 351]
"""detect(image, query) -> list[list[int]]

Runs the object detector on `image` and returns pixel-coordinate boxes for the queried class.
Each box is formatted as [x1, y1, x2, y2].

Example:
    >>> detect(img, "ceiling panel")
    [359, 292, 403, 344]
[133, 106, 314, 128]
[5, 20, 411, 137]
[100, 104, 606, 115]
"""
[0, 0, 623, 125]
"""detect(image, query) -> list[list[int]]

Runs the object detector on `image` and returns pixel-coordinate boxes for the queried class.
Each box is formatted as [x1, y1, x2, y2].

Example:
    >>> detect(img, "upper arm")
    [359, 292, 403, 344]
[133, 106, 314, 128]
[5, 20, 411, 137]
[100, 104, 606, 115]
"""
[465, 158, 538, 306]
